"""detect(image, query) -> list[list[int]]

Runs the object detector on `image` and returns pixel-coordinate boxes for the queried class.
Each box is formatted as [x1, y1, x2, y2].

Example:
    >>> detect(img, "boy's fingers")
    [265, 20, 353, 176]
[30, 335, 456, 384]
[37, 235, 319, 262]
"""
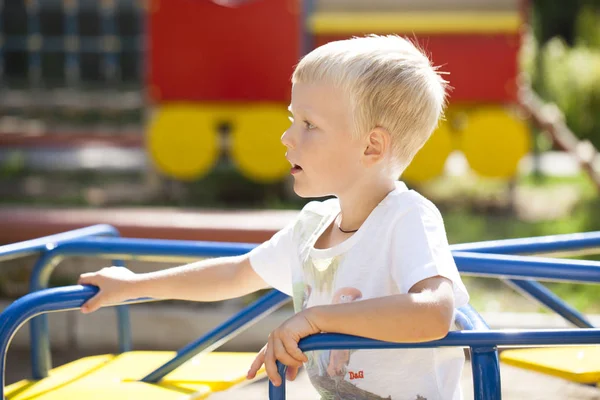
[273, 339, 303, 368]
[80, 293, 103, 314]
[264, 337, 281, 387]
[77, 273, 96, 285]
[286, 366, 299, 381]
[246, 350, 266, 379]
[281, 337, 307, 363]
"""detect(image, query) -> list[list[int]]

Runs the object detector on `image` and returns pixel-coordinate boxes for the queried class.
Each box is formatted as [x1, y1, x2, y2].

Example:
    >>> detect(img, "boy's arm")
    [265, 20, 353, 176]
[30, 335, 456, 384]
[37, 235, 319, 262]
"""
[247, 276, 455, 386]
[78, 254, 270, 313]
[306, 276, 455, 343]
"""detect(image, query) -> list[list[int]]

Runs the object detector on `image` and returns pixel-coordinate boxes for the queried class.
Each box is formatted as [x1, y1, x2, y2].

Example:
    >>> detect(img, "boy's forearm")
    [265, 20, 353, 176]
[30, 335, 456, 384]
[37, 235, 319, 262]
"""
[130, 255, 265, 302]
[305, 293, 454, 343]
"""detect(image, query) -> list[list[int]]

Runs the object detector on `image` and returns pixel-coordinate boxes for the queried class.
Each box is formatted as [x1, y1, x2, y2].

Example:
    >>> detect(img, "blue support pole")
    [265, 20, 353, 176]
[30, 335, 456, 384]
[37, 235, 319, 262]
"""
[141, 290, 290, 383]
[471, 346, 501, 400]
[505, 279, 594, 328]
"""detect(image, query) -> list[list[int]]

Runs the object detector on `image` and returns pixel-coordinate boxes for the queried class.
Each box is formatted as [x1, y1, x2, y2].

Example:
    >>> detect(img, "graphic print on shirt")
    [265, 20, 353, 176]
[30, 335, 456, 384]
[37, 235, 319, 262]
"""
[292, 255, 393, 400]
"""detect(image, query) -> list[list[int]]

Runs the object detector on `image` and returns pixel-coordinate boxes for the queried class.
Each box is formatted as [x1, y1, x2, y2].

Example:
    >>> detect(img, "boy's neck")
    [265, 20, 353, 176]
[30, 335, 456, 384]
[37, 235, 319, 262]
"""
[336, 178, 396, 232]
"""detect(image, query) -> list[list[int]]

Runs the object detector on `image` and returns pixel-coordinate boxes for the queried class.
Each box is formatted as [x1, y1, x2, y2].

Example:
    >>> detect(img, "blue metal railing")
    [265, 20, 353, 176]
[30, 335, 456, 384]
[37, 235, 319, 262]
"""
[0, 225, 133, 379]
[25, 236, 255, 379]
[1, 228, 599, 399]
[2, 285, 600, 400]
[454, 232, 600, 329]
[2, 228, 600, 380]
[21, 233, 600, 379]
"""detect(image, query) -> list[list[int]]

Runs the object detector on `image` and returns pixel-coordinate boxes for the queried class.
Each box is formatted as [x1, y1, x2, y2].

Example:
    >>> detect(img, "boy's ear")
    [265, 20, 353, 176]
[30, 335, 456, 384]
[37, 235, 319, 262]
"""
[363, 127, 390, 165]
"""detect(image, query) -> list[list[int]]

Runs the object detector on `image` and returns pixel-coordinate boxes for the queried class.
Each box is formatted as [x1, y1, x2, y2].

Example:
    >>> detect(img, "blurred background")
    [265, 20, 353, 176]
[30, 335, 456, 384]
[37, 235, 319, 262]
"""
[0, 0, 599, 341]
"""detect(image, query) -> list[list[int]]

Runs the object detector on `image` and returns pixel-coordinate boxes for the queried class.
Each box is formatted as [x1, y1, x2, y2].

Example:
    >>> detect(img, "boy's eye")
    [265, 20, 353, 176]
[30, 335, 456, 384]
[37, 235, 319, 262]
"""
[304, 120, 316, 130]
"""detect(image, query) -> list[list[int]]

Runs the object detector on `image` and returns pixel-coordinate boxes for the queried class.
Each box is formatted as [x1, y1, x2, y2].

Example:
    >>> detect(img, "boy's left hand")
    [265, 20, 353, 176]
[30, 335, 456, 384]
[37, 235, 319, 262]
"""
[246, 310, 319, 386]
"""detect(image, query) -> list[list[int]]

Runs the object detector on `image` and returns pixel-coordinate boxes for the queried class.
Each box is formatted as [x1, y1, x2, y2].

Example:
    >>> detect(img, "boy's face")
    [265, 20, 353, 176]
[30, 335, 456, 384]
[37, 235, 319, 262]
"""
[282, 82, 366, 198]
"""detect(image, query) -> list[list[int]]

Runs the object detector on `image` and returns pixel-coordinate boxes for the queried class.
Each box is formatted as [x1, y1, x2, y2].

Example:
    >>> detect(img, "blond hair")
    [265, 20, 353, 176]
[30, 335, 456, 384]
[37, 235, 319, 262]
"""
[292, 35, 448, 175]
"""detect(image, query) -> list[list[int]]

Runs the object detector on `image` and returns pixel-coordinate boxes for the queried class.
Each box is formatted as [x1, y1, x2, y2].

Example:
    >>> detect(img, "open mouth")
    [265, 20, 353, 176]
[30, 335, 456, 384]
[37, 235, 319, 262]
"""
[291, 164, 303, 174]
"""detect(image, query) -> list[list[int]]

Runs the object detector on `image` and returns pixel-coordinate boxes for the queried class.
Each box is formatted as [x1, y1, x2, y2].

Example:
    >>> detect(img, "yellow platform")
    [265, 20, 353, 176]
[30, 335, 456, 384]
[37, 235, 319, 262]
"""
[500, 346, 600, 384]
[6, 351, 264, 400]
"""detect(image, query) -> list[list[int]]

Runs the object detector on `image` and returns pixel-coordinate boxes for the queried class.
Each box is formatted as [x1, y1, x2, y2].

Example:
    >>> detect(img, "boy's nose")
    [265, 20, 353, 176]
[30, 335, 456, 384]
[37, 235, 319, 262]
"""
[281, 129, 295, 149]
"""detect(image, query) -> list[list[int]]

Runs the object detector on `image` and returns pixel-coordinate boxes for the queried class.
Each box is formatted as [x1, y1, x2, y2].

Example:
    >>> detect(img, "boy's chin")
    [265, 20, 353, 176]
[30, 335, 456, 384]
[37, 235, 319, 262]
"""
[293, 184, 328, 199]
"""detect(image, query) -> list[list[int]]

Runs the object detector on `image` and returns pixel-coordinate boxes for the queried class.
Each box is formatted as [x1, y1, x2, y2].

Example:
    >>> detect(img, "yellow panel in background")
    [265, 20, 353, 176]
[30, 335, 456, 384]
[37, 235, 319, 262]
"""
[147, 105, 220, 181]
[501, 346, 600, 384]
[402, 121, 453, 183]
[230, 106, 290, 183]
[309, 11, 521, 35]
[459, 107, 530, 179]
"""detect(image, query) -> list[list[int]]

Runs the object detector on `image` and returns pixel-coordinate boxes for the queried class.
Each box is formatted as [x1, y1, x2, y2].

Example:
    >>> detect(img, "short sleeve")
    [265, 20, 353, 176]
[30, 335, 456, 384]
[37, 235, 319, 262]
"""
[248, 221, 296, 296]
[390, 202, 469, 307]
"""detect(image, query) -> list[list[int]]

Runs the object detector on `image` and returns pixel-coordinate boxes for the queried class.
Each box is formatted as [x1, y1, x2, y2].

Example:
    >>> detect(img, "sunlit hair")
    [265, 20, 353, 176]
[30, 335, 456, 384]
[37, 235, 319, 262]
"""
[292, 34, 448, 175]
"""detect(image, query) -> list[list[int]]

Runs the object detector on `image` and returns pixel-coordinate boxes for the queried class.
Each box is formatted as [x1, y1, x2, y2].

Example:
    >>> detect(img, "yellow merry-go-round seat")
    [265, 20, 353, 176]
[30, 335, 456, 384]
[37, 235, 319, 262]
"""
[6, 351, 264, 400]
[500, 346, 600, 385]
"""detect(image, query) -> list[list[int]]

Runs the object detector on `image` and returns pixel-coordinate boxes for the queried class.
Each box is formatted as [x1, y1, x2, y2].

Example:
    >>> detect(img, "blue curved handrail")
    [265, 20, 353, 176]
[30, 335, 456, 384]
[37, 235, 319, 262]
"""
[269, 324, 600, 400]
[26, 236, 257, 379]
[4, 287, 600, 400]
[0, 224, 132, 379]
[0, 224, 120, 262]
[450, 231, 600, 255]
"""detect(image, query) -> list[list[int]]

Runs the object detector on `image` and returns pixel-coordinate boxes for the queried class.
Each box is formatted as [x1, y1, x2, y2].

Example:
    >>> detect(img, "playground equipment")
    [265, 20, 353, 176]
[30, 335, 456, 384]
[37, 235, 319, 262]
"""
[0, 227, 599, 399]
[146, 0, 531, 183]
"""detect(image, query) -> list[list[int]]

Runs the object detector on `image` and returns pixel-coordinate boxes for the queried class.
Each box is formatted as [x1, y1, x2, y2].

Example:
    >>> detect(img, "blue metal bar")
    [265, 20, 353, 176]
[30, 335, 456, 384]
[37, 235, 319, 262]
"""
[0, 286, 155, 400]
[450, 231, 600, 256]
[270, 305, 500, 400]
[0, 224, 124, 380]
[505, 279, 594, 328]
[269, 328, 600, 399]
[27, 236, 256, 261]
[3, 287, 600, 399]
[453, 251, 600, 283]
[26, 235, 254, 379]
[141, 290, 290, 383]
[0, 224, 119, 262]
[451, 231, 600, 329]
[471, 346, 501, 400]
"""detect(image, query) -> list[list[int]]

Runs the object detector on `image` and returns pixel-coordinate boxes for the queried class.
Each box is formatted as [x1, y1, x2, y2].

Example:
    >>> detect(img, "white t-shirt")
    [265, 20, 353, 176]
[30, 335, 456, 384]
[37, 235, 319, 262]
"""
[249, 181, 470, 400]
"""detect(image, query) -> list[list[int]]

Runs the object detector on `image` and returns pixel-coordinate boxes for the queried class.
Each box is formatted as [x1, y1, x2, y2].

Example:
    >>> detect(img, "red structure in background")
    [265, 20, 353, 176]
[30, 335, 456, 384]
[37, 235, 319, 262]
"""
[147, 0, 520, 104]
[147, 0, 300, 103]
[315, 34, 520, 103]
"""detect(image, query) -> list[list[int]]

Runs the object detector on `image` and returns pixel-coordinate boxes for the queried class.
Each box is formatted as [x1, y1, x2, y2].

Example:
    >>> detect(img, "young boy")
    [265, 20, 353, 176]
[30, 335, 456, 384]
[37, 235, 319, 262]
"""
[78, 35, 469, 400]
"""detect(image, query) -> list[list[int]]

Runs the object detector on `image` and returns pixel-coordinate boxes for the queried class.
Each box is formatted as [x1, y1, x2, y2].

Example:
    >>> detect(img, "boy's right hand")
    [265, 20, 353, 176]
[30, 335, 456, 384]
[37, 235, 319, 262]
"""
[78, 267, 138, 314]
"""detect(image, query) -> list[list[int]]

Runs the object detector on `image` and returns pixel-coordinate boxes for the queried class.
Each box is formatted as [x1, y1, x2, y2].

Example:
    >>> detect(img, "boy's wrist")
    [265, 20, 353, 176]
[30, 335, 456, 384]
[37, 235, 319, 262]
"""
[125, 274, 147, 300]
[303, 305, 328, 333]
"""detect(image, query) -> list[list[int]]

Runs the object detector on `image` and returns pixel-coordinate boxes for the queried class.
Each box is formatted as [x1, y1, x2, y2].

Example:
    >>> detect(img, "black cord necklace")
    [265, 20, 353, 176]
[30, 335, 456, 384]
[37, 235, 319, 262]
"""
[336, 214, 359, 233]
[338, 225, 359, 234]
